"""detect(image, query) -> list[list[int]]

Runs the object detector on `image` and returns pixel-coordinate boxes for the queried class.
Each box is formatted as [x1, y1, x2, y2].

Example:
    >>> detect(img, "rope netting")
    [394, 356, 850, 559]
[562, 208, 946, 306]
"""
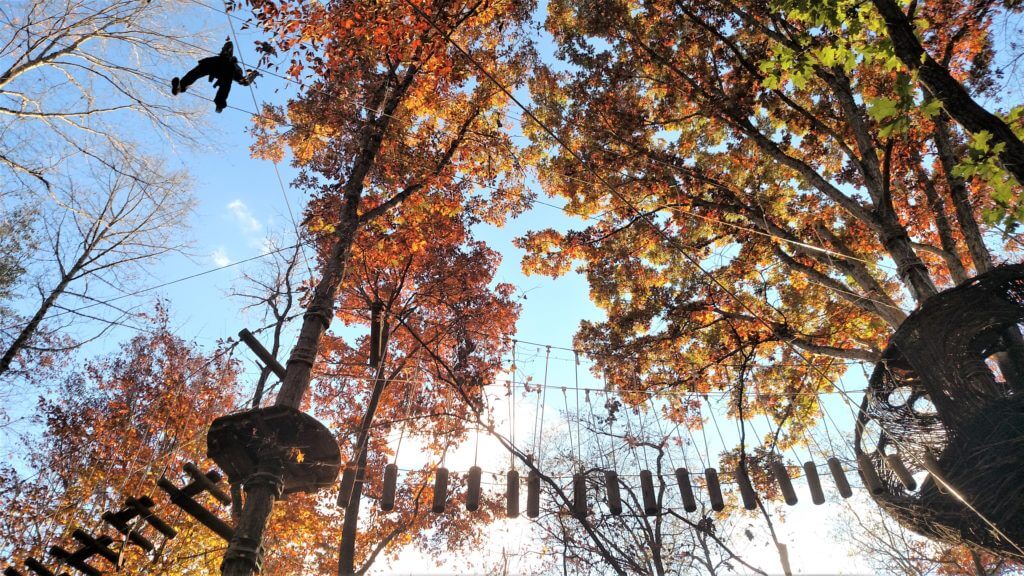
[857, 263, 1024, 559]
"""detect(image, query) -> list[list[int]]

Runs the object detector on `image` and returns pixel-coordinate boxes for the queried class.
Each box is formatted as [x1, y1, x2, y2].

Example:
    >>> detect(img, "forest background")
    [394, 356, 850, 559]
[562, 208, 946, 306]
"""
[1, 0, 1024, 574]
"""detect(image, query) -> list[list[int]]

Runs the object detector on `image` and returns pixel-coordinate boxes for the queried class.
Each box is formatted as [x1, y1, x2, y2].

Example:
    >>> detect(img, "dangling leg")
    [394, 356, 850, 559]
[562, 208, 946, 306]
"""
[213, 80, 232, 113]
[173, 59, 216, 95]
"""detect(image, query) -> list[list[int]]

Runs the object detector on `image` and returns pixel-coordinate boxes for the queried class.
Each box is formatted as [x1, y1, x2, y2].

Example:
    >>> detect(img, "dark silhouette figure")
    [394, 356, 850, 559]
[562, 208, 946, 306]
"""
[171, 39, 257, 113]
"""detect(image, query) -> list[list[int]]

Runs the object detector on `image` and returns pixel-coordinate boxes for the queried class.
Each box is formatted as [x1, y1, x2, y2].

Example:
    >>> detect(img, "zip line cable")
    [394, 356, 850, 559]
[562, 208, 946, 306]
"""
[217, 0, 317, 284]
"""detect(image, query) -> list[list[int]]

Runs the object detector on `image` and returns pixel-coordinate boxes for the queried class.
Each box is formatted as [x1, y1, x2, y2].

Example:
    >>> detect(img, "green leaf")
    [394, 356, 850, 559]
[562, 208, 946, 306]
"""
[867, 97, 900, 121]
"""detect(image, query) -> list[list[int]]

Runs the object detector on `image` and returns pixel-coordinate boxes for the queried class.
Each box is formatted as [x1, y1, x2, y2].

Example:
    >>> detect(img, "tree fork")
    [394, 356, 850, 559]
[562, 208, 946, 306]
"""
[872, 0, 1024, 185]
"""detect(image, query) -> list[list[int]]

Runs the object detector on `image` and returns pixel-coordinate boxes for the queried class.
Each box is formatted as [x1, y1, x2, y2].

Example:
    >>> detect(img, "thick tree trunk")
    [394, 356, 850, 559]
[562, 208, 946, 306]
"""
[872, 0, 1024, 184]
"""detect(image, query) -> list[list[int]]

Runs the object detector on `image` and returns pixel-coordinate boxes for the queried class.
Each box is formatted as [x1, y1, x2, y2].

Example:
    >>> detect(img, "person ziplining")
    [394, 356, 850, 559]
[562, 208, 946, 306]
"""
[171, 39, 258, 113]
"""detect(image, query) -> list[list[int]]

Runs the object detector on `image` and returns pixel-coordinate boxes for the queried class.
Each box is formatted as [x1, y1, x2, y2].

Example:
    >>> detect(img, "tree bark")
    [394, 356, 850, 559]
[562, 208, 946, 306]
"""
[872, 0, 1024, 184]
[337, 368, 390, 576]
[933, 113, 994, 273]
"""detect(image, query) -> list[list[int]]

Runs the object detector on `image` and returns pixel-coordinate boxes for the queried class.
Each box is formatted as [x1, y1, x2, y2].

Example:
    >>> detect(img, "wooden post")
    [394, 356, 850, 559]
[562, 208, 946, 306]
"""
[238, 329, 286, 380]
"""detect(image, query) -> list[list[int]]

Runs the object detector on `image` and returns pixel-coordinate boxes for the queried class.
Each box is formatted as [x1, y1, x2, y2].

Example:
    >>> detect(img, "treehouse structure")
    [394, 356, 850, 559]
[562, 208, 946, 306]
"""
[856, 264, 1024, 560]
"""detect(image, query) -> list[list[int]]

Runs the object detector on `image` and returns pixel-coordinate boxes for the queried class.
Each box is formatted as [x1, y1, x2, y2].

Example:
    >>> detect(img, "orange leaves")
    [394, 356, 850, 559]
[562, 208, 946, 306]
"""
[514, 228, 578, 278]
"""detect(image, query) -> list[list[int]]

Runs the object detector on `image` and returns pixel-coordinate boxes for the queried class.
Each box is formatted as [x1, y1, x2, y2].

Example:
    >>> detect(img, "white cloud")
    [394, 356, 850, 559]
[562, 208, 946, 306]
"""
[211, 247, 231, 267]
[227, 199, 262, 233]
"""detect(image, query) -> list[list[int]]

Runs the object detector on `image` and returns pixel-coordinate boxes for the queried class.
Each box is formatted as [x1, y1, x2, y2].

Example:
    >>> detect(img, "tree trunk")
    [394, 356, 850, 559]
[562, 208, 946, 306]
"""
[872, 0, 1024, 184]
[933, 113, 994, 273]
[338, 370, 390, 576]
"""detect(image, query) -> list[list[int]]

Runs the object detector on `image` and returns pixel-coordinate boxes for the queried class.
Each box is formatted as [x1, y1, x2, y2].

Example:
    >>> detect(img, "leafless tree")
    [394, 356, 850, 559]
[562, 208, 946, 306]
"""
[0, 151, 194, 380]
[0, 0, 218, 385]
[230, 235, 306, 407]
[516, 401, 768, 576]
[835, 499, 1013, 576]
[0, 0, 210, 191]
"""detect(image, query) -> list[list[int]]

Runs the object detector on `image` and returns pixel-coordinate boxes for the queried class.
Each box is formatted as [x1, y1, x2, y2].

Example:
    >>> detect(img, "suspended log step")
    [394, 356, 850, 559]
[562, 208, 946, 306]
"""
[604, 470, 622, 516]
[857, 453, 885, 495]
[467, 466, 482, 512]
[431, 467, 448, 514]
[675, 468, 697, 513]
[828, 457, 854, 499]
[506, 470, 520, 518]
[157, 464, 234, 542]
[572, 472, 587, 519]
[736, 465, 758, 510]
[526, 470, 540, 519]
[380, 464, 398, 512]
[804, 461, 826, 505]
[705, 468, 725, 512]
[772, 461, 798, 506]
[884, 453, 917, 491]
[639, 470, 659, 516]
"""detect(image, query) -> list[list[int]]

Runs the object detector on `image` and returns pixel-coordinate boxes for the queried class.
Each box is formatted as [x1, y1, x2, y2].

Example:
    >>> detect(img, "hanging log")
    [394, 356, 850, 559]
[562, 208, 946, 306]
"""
[467, 466, 482, 512]
[705, 468, 725, 512]
[772, 461, 799, 506]
[432, 467, 449, 513]
[605, 470, 623, 516]
[857, 453, 885, 495]
[572, 472, 587, 519]
[804, 461, 826, 505]
[527, 470, 540, 518]
[640, 470, 659, 516]
[506, 470, 520, 518]
[827, 457, 853, 499]
[369, 301, 385, 368]
[381, 463, 398, 512]
[884, 453, 918, 491]
[672, 468, 696, 512]
[736, 465, 758, 510]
